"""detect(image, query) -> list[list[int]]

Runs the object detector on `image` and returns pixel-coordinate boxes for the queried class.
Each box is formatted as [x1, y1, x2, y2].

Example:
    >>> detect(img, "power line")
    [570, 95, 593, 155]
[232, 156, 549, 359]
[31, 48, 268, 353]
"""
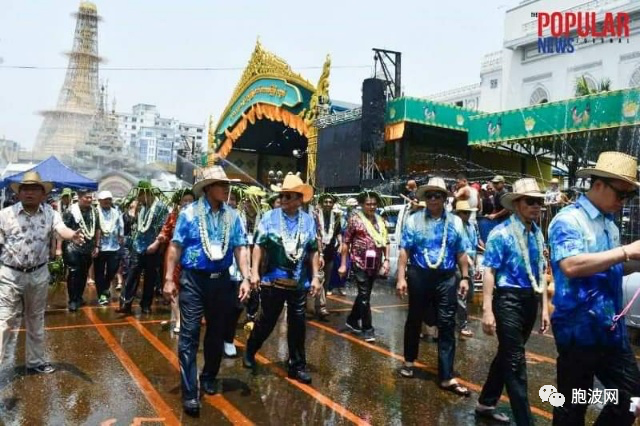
[0, 64, 370, 71]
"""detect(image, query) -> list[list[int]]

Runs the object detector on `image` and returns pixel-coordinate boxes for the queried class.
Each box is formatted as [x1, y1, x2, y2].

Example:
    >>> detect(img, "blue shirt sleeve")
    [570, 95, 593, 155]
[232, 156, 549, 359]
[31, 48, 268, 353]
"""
[229, 213, 248, 248]
[549, 215, 585, 263]
[399, 217, 414, 250]
[483, 230, 503, 269]
[171, 211, 188, 246]
[455, 223, 468, 255]
[254, 213, 270, 247]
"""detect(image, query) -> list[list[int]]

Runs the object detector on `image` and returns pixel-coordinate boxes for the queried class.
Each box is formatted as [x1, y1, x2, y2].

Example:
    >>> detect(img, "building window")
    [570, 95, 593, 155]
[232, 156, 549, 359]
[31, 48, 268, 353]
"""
[132, 125, 137, 130]
[197, 128, 203, 133]
[455, 101, 464, 107]
[490, 79, 498, 89]
[630, 67, 640, 87]
[132, 117, 137, 122]
[529, 87, 549, 105]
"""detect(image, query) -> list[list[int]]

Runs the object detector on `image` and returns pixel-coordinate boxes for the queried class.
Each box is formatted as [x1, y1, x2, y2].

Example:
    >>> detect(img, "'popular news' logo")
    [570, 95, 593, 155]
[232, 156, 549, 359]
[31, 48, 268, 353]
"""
[533, 11, 631, 54]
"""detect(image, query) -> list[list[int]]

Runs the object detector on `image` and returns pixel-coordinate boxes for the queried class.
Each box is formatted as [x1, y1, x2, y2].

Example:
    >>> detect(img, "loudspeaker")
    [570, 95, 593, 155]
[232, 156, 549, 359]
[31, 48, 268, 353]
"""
[361, 78, 386, 152]
[176, 151, 196, 184]
[316, 119, 361, 189]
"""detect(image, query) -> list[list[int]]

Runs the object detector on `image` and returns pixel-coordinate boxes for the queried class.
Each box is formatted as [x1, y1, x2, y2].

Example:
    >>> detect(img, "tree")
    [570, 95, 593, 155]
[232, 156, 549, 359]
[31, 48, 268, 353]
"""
[575, 75, 611, 97]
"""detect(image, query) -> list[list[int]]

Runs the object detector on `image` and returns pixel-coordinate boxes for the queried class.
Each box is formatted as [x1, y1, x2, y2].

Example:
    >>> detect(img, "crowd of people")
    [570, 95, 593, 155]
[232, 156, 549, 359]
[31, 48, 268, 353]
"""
[0, 150, 638, 424]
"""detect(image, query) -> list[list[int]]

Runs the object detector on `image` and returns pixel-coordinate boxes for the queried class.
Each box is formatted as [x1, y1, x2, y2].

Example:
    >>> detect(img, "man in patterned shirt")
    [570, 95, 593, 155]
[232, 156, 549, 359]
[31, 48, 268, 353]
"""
[0, 172, 84, 374]
[117, 181, 169, 315]
[244, 175, 321, 385]
[396, 177, 470, 396]
[549, 152, 640, 425]
[477, 178, 550, 425]
[312, 193, 341, 320]
[94, 191, 124, 306]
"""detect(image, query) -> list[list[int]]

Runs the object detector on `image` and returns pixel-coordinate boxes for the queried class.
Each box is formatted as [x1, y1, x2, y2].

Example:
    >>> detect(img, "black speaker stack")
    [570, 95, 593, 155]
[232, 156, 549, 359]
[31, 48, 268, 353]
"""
[361, 78, 386, 152]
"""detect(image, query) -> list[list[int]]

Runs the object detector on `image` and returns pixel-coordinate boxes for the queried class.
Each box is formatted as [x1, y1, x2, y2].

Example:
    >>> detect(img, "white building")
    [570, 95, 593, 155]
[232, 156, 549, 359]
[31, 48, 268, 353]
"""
[427, 0, 640, 112]
[116, 104, 205, 165]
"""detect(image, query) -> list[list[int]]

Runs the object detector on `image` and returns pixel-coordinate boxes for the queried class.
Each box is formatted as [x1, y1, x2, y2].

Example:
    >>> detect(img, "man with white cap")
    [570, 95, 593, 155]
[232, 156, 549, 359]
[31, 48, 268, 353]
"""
[94, 190, 124, 306]
[477, 178, 550, 425]
[549, 152, 640, 425]
[0, 172, 84, 374]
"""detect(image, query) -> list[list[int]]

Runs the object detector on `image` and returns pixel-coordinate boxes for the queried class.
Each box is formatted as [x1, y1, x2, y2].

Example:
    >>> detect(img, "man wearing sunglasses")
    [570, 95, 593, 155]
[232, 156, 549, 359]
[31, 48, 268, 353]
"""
[549, 152, 640, 425]
[477, 178, 550, 425]
[396, 177, 470, 396]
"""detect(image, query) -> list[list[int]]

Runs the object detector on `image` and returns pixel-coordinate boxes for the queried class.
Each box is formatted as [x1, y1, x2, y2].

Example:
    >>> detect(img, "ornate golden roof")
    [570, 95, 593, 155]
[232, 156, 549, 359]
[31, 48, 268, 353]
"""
[213, 40, 317, 135]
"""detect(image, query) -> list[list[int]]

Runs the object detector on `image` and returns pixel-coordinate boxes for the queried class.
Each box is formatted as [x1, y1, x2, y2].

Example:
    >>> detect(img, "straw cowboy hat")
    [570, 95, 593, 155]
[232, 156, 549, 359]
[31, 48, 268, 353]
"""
[10, 171, 53, 194]
[576, 151, 640, 187]
[272, 174, 314, 203]
[454, 200, 477, 212]
[416, 177, 448, 199]
[550, 178, 560, 185]
[501, 178, 545, 211]
[345, 198, 358, 207]
[192, 165, 238, 197]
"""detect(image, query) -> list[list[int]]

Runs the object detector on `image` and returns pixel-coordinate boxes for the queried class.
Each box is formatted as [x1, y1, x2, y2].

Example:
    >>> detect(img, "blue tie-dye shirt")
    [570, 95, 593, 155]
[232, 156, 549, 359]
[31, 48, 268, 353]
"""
[462, 221, 478, 259]
[549, 195, 627, 349]
[172, 199, 247, 272]
[132, 200, 169, 254]
[400, 210, 468, 271]
[483, 216, 542, 289]
[255, 208, 318, 290]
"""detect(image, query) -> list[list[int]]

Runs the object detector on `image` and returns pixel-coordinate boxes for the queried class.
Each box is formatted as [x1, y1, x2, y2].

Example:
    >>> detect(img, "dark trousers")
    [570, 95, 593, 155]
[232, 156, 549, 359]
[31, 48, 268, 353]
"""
[479, 288, 539, 426]
[347, 267, 376, 331]
[246, 286, 308, 372]
[120, 251, 161, 309]
[404, 266, 457, 381]
[178, 270, 235, 401]
[65, 253, 93, 305]
[553, 346, 640, 426]
[456, 268, 475, 330]
[246, 288, 260, 320]
[224, 280, 244, 343]
[94, 251, 120, 298]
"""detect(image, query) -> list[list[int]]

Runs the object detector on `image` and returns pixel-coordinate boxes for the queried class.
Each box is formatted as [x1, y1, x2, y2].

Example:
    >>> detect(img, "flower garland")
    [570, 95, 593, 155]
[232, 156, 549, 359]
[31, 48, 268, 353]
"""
[422, 211, 449, 270]
[280, 209, 305, 262]
[510, 219, 546, 294]
[318, 209, 336, 245]
[137, 199, 159, 234]
[198, 200, 232, 261]
[70, 203, 96, 239]
[98, 207, 118, 236]
[356, 211, 387, 248]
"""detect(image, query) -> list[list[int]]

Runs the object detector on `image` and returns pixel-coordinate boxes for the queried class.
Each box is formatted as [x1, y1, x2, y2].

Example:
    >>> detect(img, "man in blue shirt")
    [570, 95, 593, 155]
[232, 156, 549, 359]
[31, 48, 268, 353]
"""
[94, 191, 124, 306]
[477, 178, 550, 425]
[396, 177, 471, 396]
[243, 175, 321, 385]
[163, 165, 250, 417]
[549, 152, 640, 425]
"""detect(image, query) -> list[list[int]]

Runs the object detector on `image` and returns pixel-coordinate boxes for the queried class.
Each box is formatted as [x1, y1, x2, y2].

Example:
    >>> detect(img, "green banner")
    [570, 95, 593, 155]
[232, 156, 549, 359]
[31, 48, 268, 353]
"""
[385, 97, 475, 131]
[468, 88, 640, 145]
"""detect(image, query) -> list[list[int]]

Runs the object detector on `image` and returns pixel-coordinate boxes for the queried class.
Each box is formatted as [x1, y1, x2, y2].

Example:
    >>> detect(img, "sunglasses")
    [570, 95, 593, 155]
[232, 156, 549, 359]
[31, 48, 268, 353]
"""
[425, 192, 444, 200]
[279, 193, 300, 201]
[602, 179, 637, 201]
[522, 197, 544, 206]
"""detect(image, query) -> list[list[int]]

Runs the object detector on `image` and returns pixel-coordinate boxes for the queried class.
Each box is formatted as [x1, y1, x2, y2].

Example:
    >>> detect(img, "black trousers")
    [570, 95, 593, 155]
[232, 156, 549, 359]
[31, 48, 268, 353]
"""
[404, 265, 457, 381]
[65, 252, 93, 305]
[245, 288, 260, 320]
[120, 251, 161, 309]
[347, 267, 376, 331]
[246, 286, 308, 372]
[553, 345, 640, 426]
[479, 288, 539, 426]
[178, 270, 235, 401]
[94, 251, 120, 298]
[223, 280, 244, 343]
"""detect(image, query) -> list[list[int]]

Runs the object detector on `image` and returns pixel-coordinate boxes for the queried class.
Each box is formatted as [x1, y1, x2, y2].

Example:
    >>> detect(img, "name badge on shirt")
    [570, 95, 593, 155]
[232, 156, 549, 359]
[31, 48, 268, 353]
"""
[322, 235, 332, 245]
[365, 249, 377, 270]
[284, 240, 297, 254]
[247, 235, 254, 245]
[210, 243, 224, 260]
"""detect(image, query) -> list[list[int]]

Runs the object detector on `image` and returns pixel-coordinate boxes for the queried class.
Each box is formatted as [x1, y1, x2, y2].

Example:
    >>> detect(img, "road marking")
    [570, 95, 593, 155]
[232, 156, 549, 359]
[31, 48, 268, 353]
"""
[11, 319, 164, 333]
[307, 319, 553, 420]
[326, 294, 383, 313]
[233, 339, 370, 425]
[332, 303, 408, 312]
[126, 317, 255, 425]
[83, 309, 180, 426]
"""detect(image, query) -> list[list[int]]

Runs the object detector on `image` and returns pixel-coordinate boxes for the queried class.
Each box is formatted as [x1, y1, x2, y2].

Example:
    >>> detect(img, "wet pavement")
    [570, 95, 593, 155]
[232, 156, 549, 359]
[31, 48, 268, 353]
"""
[0, 281, 632, 425]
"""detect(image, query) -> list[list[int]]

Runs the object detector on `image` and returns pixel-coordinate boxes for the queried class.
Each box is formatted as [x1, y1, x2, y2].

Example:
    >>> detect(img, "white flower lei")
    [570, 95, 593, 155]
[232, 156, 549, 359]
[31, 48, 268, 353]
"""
[137, 199, 159, 233]
[356, 211, 387, 248]
[280, 209, 305, 262]
[318, 208, 336, 245]
[70, 203, 96, 238]
[423, 211, 449, 270]
[98, 207, 118, 235]
[198, 200, 232, 261]
[510, 219, 546, 293]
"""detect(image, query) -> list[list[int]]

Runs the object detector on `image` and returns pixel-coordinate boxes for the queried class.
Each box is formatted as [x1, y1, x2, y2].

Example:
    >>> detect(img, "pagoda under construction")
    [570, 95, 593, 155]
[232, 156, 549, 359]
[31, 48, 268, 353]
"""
[34, 2, 102, 157]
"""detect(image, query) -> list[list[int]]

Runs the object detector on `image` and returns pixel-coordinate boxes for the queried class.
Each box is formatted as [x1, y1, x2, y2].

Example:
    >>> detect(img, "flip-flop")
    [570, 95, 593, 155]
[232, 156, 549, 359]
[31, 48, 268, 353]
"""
[475, 407, 510, 423]
[439, 382, 471, 397]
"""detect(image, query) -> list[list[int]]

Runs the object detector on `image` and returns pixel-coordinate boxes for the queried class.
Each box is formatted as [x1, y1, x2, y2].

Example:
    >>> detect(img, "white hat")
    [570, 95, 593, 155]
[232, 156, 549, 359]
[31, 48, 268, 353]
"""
[97, 190, 113, 200]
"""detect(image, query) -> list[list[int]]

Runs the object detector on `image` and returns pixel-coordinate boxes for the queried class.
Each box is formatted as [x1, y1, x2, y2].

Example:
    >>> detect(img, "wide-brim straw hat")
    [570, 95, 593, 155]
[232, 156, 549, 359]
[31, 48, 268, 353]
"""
[272, 175, 314, 203]
[501, 178, 545, 211]
[454, 200, 478, 212]
[345, 198, 358, 207]
[576, 151, 640, 187]
[416, 177, 448, 199]
[192, 165, 239, 197]
[10, 171, 53, 194]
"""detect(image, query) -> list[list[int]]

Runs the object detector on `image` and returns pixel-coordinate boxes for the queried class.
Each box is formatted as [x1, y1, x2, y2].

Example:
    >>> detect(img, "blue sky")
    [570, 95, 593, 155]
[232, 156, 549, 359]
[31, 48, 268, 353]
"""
[0, 0, 514, 148]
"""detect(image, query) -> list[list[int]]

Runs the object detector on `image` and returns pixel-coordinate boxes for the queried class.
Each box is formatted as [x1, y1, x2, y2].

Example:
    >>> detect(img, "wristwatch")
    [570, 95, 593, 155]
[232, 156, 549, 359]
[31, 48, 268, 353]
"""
[461, 276, 471, 281]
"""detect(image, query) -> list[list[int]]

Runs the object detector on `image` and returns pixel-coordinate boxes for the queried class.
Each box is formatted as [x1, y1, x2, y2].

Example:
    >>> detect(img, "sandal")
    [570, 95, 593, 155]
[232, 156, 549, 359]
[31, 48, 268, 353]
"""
[475, 407, 510, 423]
[460, 329, 474, 338]
[439, 382, 471, 397]
[399, 366, 414, 378]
